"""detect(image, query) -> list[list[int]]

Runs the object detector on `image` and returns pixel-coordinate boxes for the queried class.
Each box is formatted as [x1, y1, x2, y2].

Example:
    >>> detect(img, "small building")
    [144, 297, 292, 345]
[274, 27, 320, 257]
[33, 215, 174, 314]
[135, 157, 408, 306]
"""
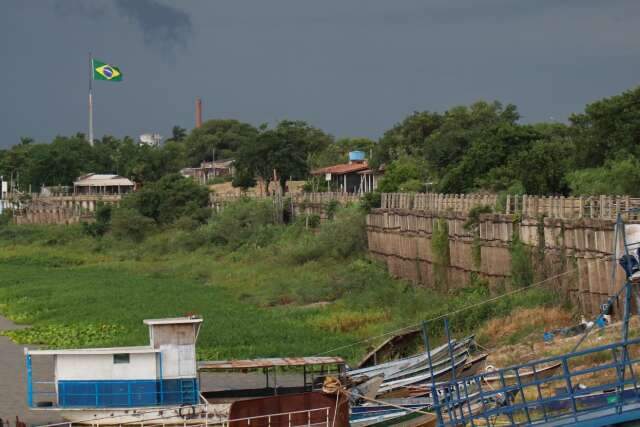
[311, 151, 381, 193]
[180, 160, 235, 185]
[73, 174, 135, 196]
[26, 317, 202, 409]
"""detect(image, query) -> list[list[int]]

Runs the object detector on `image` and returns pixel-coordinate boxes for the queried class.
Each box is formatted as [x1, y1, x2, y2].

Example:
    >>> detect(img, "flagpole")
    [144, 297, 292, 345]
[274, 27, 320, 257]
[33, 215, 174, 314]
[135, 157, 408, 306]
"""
[88, 52, 94, 146]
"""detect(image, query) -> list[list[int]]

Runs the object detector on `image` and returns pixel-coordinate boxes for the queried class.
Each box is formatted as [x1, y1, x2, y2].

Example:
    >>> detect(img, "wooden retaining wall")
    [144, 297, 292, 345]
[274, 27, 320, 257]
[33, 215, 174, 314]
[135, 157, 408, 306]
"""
[367, 209, 626, 317]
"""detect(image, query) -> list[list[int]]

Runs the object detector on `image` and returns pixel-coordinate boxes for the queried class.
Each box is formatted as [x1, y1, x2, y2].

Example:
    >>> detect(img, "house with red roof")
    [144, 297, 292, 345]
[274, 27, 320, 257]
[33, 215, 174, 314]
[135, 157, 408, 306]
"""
[311, 151, 381, 193]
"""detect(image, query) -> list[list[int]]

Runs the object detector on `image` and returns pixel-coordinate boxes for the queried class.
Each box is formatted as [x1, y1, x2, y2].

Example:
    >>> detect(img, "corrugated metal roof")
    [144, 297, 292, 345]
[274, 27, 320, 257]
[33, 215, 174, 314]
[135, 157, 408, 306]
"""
[74, 173, 135, 187]
[27, 346, 159, 356]
[198, 356, 345, 370]
[143, 316, 203, 325]
[311, 162, 369, 176]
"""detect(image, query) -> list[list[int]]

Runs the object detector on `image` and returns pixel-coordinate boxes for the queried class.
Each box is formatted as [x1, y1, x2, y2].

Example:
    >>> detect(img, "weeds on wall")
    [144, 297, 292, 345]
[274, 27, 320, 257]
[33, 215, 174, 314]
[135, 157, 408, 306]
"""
[432, 218, 450, 291]
[510, 233, 534, 288]
[325, 200, 339, 220]
[464, 205, 493, 270]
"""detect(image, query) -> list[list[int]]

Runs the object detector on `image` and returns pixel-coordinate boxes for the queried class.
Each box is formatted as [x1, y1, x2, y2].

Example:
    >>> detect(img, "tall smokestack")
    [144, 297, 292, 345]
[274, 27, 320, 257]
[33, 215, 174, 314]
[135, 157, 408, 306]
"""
[195, 97, 202, 128]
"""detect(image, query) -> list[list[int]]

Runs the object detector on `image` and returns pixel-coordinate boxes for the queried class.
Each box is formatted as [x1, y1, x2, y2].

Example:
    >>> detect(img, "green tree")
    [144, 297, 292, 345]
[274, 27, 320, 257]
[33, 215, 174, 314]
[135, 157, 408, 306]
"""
[121, 173, 210, 225]
[372, 111, 442, 167]
[82, 203, 112, 237]
[567, 158, 640, 196]
[377, 155, 429, 192]
[184, 119, 258, 166]
[311, 137, 375, 168]
[424, 101, 519, 177]
[511, 138, 576, 195]
[167, 126, 187, 143]
[235, 120, 333, 193]
[570, 86, 640, 168]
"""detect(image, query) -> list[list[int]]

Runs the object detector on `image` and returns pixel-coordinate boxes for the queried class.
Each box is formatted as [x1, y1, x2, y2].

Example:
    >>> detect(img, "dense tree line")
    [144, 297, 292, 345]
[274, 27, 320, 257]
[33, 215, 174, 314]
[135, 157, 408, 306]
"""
[1, 85, 639, 196]
[374, 86, 640, 196]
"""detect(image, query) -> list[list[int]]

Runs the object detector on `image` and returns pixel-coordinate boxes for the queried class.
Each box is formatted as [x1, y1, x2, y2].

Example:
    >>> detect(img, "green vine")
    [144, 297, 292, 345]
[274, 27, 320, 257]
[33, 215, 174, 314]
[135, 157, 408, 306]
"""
[432, 218, 451, 291]
[510, 233, 533, 289]
[464, 205, 492, 271]
[536, 214, 546, 262]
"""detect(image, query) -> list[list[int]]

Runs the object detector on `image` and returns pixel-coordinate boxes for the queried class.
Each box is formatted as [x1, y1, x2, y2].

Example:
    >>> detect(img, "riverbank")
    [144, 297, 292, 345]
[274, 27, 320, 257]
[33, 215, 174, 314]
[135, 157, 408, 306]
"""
[0, 222, 560, 364]
[0, 316, 61, 424]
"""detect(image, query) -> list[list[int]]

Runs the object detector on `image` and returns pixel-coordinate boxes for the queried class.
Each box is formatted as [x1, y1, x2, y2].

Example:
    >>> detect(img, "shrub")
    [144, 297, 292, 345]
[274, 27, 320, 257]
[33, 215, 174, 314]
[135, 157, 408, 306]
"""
[325, 200, 339, 220]
[398, 179, 426, 193]
[463, 205, 493, 231]
[510, 235, 534, 288]
[82, 203, 112, 237]
[292, 206, 367, 263]
[0, 210, 13, 226]
[207, 176, 232, 185]
[111, 208, 156, 242]
[360, 191, 382, 212]
[231, 168, 257, 190]
[121, 173, 210, 225]
[206, 198, 277, 248]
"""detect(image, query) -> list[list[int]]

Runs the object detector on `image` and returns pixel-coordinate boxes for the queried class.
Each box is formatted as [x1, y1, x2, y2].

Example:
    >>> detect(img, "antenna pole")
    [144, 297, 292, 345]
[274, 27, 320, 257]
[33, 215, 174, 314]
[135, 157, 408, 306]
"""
[88, 52, 94, 146]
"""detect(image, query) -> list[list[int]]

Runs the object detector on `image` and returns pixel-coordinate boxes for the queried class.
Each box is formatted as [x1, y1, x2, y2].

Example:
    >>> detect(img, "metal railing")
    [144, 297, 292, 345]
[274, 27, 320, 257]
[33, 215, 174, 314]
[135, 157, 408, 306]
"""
[221, 407, 332, 427]
[35, 405, 332, 427]
[431, 337, 640, 426]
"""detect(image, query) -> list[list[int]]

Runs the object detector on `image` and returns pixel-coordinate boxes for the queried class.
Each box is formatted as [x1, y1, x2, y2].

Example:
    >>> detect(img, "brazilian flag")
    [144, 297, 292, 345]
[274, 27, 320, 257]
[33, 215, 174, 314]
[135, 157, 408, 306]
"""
[92, 59, 123, 82]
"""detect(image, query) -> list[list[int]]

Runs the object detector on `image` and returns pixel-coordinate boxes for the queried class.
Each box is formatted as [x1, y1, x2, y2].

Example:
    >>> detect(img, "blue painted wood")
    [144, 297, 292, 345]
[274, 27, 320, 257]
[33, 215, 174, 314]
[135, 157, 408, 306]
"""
[51, 378, 198, 408]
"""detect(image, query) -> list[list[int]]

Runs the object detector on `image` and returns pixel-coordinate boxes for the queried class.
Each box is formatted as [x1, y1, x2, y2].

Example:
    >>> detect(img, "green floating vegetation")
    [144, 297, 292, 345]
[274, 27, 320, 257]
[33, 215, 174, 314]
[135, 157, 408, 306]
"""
[4, 324, 125, 348]
[0, 201, 561, 363]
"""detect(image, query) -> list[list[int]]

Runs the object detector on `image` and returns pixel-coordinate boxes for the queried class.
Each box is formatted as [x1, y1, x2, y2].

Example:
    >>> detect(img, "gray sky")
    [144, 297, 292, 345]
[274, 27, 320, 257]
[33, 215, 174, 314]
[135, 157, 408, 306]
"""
[1, 0, 639, 147]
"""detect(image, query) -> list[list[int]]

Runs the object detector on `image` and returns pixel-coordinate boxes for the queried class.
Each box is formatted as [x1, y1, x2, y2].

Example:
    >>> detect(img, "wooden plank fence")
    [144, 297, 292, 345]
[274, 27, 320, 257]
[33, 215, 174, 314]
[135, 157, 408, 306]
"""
[381, 193, 640, 220]
[210, 192, 361, 207]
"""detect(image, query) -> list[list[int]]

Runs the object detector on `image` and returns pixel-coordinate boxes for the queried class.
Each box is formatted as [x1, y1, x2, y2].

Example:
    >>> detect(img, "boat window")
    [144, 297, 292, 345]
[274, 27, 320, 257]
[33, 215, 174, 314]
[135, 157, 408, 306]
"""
[113, 353, 130, 364]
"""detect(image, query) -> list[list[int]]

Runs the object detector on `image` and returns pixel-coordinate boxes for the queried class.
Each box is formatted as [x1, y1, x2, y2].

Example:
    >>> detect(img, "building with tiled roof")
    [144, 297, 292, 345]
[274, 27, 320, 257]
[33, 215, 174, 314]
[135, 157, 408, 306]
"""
[311, 151, 381, 193]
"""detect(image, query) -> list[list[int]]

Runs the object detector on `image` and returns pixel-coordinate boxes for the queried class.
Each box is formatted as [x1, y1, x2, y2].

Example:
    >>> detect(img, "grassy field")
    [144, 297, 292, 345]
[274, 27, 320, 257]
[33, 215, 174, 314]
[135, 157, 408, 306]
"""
[0, 204, 566, 364]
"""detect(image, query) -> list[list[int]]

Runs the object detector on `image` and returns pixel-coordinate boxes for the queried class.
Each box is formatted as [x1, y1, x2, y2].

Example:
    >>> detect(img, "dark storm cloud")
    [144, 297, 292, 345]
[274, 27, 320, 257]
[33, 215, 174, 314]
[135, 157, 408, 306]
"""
[2, 0, 640, 148]
[53, 0, 107, 19]
[52, 0, 192, 49]
[113, 0, 193, 49]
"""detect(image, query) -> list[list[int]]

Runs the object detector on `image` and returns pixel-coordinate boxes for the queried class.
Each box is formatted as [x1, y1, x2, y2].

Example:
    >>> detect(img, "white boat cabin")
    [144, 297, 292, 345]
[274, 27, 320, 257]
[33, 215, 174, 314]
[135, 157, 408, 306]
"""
[26, 316, 202, 409]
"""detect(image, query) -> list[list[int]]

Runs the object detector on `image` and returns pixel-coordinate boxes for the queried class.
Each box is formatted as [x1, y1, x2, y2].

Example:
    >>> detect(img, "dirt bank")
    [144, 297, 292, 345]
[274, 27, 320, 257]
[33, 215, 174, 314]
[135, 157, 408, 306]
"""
[0, 316, 61, 425]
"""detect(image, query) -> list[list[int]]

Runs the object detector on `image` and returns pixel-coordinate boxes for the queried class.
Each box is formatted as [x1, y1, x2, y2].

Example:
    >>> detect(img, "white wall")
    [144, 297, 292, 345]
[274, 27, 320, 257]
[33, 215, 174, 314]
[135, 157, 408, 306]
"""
[55, 353, 157, 381]
[159, 344, 196, 378]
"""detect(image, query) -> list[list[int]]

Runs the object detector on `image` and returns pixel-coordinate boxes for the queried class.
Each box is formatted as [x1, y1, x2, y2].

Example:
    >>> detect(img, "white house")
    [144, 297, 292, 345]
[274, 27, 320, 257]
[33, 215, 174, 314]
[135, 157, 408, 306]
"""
[73, 174, 135, 196]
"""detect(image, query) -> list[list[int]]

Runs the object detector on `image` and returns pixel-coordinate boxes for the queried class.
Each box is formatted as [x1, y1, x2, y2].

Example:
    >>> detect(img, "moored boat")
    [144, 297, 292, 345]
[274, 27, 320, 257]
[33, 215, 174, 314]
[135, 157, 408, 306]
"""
[25, 317, 348, 426]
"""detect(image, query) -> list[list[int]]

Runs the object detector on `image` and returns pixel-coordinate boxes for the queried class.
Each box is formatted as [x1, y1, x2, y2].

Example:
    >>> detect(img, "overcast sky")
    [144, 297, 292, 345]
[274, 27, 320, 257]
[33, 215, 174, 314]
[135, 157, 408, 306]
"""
[1, 0, 639, 147]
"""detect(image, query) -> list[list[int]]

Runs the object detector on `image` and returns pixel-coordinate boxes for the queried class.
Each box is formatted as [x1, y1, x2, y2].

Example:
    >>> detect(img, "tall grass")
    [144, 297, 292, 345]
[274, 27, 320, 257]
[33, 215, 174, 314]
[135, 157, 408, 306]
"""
[0, 201, 563, 363]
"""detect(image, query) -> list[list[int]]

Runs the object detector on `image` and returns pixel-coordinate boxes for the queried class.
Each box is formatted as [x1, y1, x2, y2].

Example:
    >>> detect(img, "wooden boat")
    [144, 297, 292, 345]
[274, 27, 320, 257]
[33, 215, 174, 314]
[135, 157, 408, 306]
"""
[376, 354, 471, 398]
[357, 327, 423, 369]
[351, 399, 435, 427]
[380, 354, 487, 399]
[351, 406, 435, 427]
[368, 410, 437, 427]
[349, 336, 474, 381]
[383, 347, 471, 382]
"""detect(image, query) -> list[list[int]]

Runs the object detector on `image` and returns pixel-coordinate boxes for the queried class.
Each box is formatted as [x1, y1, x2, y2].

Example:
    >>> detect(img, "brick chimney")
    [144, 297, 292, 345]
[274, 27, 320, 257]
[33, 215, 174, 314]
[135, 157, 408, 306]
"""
[195, 98, 202, 128]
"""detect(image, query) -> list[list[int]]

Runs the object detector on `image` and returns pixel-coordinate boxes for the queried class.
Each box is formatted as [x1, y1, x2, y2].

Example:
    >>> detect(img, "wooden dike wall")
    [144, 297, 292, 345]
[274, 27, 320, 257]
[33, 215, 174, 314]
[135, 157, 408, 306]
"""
[367, 208, 627, 317]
